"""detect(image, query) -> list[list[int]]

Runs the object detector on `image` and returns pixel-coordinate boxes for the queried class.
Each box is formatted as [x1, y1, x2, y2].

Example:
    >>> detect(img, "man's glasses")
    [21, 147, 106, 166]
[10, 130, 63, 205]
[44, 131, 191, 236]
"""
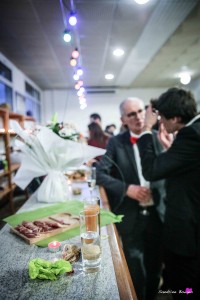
[126, 109, 144, 118]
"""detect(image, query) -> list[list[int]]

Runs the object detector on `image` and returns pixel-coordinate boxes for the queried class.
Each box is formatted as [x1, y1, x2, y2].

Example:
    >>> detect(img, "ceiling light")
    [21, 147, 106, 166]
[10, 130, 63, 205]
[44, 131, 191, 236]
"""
[75, 83, 80, 90]
[69, 12, 77, 26]
[72, 48, 79, 59]
[180, 72, 191, 85]
[113, 48, 124, 57]
[77, 89, 84, 97]
[63, 29, 72, 43]
[105, 74, 114, 80]
[73, 73, 79, 81]
[134, 0, 150, 4]
[80, 103, 87, 110]
[79, 96, 86, 104]
[78, 80, 83, 87]
[70, 57, 77, 67]
[77, 67, 83, 76]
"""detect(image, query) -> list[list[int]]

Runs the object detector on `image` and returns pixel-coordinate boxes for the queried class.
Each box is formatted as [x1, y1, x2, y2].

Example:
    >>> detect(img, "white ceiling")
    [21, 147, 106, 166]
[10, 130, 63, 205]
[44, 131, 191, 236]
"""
[0, 0, 200, 91]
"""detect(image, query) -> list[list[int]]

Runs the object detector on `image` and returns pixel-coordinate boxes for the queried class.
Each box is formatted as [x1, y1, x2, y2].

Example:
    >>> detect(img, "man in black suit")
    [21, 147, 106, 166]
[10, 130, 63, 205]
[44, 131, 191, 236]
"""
[96, 98, 166, 300]
[137, 88, 200, 299]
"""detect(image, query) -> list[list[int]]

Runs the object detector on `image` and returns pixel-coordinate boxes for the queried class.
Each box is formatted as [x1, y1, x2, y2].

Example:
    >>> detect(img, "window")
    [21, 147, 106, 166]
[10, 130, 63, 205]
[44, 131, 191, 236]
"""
[0, 62, 12, 82]
[0, 81, 13, 109]
[25, 81, 40, 101]
[25, 81, 41, 122]
[15, 92, 25, 114]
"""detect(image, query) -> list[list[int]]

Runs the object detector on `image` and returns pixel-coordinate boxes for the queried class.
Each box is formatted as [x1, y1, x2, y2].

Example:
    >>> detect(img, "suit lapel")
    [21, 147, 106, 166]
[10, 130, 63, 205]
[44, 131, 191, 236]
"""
[122, 131, 140, 182]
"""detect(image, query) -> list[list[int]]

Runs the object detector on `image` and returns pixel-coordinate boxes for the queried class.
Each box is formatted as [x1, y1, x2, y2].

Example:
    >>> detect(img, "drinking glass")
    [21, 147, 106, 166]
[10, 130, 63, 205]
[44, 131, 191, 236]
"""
[139, 182, 154, 216]
[84, 196, 101, 235]
[86, 167, 96, 196]
[79, 210, 101, 272]
[139, 198, 154, 216]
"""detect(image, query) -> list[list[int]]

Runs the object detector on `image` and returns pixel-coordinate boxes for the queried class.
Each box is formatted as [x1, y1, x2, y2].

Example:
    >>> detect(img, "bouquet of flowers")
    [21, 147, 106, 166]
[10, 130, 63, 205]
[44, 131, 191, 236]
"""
[11, 116, 105, 203]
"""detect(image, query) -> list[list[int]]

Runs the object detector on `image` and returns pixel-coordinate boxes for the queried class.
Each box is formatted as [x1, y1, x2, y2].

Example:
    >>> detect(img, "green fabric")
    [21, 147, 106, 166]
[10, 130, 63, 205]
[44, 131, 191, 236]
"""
[4, 200, 123, 247]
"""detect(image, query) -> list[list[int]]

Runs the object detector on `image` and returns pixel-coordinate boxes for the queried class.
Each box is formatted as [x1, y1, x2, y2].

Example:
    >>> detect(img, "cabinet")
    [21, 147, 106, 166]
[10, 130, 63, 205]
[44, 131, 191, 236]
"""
[0, 109, 35, 212]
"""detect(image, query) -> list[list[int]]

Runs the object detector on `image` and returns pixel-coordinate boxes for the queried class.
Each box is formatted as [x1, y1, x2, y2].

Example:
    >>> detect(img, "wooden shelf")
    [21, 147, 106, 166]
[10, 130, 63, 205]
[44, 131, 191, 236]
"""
[0, 187, 12, 199]
[0, 169, 9, 178]
[0, 108, 35, 213]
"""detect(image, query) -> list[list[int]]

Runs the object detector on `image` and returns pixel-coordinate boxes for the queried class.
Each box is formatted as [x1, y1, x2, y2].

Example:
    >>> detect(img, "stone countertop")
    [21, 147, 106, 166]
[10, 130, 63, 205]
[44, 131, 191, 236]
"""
[0, 184, 120, 300]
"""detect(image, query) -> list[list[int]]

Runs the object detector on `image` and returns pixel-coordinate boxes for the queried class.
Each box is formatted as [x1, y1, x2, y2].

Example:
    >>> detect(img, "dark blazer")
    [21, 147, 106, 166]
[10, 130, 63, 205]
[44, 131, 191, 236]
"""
[137, 117, 200, 256]
[96, 130, 166, 234]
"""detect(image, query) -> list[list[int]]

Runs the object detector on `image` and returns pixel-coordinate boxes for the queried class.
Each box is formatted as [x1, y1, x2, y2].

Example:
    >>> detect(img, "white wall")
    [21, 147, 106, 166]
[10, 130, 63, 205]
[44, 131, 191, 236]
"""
[42, 88, 167, 136]
[189, 77, 200, 107]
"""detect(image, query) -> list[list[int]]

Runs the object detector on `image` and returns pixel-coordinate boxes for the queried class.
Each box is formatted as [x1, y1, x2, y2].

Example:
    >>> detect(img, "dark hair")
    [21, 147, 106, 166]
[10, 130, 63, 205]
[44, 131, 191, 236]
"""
[88, 122, 107, 144]
[90, 113, 101, 121]
[153, 88, 197, 124]
[105, 124, 116, 131]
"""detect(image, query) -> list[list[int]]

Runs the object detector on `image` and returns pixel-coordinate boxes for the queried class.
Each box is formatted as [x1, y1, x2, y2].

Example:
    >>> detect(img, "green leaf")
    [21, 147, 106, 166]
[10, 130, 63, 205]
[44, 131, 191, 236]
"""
[28, 258, 72, 280]
[51, 112, 58, 125]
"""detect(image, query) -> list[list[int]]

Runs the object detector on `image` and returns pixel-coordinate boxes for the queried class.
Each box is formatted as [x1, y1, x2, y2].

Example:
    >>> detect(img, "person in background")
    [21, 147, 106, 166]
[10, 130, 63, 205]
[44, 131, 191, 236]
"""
[96, 97, 166, 300]
[87, 122, 109, 162]
[137, 87, 200, 299]
[105, 124, 117, 136]
[89, 113, 102, 126]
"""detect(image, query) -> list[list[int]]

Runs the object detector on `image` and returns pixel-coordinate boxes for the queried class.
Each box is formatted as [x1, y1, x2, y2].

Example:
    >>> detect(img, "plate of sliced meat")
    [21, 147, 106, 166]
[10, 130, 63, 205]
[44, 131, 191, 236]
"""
[10, 212, 80, 244]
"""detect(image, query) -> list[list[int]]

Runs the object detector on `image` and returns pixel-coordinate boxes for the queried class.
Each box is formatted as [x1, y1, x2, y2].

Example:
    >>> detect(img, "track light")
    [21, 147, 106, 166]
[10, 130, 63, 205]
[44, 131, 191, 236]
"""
[69, 12, 77, 26]
[63, 29, 72, 43]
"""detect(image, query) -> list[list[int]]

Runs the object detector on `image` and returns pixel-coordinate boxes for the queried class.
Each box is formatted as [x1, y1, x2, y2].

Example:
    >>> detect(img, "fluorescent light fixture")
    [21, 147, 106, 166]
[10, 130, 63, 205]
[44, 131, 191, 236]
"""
[105, 74, 114, 80]
[134, 0, 150, 4]
[180, 72, 191, 85]
[113, 48, 124, 57]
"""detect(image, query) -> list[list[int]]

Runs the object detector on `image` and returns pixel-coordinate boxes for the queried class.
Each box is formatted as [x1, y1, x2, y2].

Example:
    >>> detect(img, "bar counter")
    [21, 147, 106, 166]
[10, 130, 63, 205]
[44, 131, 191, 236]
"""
[0, 183, 138, 300]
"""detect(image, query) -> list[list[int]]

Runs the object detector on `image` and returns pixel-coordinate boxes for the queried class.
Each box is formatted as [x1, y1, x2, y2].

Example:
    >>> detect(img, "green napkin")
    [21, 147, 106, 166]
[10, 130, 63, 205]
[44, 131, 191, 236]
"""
[4, 200, 123, 247]
[29, 258, 72, 280]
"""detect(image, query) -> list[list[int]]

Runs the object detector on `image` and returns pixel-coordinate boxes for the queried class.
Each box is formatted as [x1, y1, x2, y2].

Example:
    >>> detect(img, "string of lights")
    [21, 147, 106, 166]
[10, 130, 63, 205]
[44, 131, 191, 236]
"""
[59, 0, 87, 110]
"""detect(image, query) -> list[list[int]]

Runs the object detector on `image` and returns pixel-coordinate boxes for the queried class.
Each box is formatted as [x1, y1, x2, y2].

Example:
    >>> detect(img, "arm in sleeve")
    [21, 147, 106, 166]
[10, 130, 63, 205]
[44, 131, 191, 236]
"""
[137, 126, 200, 181]
[96, 138, 128, 200]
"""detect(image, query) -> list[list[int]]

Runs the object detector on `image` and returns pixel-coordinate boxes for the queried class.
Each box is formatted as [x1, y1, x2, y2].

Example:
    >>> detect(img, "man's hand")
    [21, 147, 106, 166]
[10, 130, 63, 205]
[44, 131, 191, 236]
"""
[126, 184, 152, 203]
[158, 123, 174, 150]
[142, 105, 158, 132]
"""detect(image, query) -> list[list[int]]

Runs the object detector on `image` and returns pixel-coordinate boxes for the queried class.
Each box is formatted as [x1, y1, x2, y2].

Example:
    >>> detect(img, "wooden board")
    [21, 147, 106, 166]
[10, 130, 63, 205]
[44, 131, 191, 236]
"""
[10, 212, 80, 245]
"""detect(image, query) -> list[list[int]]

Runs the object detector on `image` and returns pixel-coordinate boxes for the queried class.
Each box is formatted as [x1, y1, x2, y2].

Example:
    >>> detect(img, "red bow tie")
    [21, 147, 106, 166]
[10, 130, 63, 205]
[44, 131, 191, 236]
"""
[130, 136, 138, 144]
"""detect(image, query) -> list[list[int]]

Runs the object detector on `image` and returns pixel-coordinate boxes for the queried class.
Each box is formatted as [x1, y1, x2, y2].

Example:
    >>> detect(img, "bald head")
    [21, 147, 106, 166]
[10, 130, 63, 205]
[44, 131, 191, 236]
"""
[120, 98, 144, 117]
[120, 97, 145, 134]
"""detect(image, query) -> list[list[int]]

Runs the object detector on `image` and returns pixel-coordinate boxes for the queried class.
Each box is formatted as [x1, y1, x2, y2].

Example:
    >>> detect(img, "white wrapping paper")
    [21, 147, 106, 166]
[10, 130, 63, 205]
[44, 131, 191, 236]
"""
[11, 121, 106, 203]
